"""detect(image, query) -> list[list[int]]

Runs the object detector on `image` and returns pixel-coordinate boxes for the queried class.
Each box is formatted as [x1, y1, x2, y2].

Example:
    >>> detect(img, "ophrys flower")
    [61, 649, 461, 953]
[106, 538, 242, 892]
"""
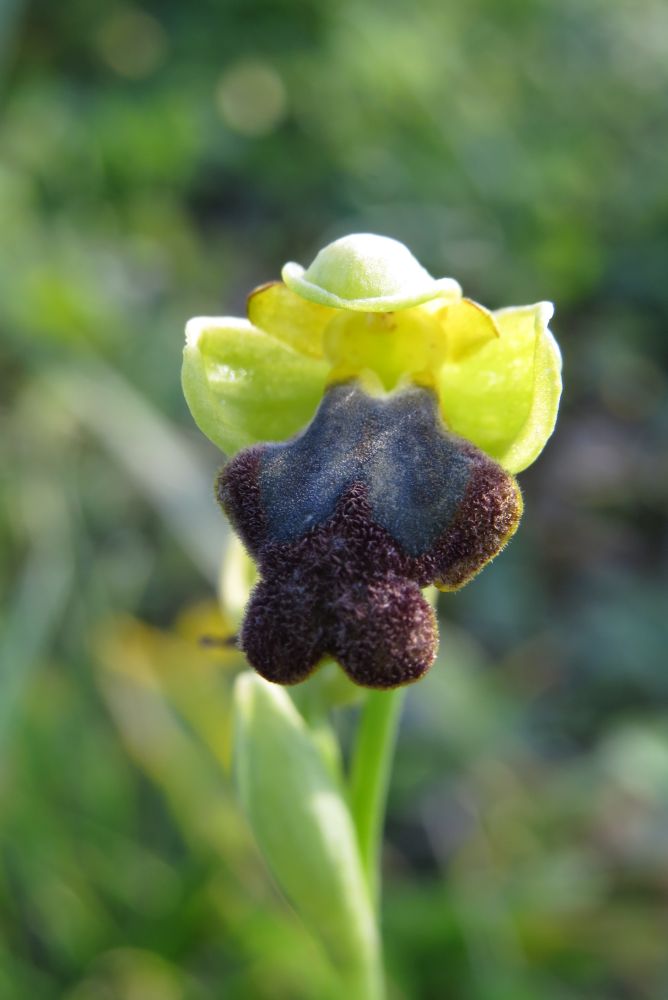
[183, 234, 561, 688]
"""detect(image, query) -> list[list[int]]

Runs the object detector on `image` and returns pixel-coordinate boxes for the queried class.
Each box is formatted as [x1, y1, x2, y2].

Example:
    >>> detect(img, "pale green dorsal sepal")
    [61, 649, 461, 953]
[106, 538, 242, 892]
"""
[282, 233, 461, 312]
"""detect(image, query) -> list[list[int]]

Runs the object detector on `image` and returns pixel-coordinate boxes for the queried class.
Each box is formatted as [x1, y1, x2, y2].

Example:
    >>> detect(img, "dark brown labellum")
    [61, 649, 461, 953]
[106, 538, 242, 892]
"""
[218, 380, 521, 689]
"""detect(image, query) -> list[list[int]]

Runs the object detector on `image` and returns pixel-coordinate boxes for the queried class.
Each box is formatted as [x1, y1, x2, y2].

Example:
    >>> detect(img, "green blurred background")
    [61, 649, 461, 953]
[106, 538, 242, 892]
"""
[1, 0, 667, 997]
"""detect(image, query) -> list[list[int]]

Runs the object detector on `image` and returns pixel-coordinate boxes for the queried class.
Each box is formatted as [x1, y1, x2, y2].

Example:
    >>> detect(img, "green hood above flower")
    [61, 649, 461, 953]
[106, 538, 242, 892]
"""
[182, 233, 561, 474]
[282, 232, 462, 311]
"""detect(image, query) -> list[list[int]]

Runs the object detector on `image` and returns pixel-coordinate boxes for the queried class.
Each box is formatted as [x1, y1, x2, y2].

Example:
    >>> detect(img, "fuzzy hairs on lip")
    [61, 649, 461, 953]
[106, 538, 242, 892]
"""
[218, 380, 522, 690]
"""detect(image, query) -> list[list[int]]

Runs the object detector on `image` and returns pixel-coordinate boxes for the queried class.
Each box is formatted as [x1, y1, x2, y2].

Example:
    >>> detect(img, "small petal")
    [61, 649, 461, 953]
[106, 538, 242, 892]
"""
[437, 302, 562, 473]
[282, 233, 461, 312]
[182, 316, 328, 455]
[247, 281, 336, 358]
[431, 297, 501, 361]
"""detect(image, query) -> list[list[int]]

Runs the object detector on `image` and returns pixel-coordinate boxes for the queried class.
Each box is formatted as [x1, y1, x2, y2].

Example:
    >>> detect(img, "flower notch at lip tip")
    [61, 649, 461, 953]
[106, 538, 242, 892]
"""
[282, 233, 462, 312]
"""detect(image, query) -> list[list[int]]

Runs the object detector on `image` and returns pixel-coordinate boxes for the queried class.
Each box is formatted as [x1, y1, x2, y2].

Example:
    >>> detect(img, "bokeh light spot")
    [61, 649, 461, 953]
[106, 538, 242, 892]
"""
[215, 59, 287, 136]
[95, 6, 168, 79]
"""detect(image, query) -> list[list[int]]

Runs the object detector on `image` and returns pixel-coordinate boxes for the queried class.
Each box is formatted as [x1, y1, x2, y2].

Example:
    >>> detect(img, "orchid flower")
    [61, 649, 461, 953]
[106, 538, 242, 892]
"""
[183, 234, 561, 689]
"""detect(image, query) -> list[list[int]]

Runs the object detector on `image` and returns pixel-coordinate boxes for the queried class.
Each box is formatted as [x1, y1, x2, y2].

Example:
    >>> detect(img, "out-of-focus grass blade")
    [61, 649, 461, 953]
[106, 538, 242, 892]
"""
[0, 461, 73, 746]
[46, 361, 227, 584]
[0, 542, 72, 746]
[0, 0, 24, 79]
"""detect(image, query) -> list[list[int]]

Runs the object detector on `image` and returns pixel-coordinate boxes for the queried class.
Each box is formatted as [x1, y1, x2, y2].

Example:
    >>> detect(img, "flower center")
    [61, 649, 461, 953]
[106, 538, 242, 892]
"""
[323, 307, 446, 392]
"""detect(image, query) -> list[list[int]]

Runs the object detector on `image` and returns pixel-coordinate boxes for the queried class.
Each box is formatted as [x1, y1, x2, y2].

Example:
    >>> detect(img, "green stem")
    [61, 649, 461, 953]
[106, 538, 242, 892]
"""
[350, 687, 406, 909]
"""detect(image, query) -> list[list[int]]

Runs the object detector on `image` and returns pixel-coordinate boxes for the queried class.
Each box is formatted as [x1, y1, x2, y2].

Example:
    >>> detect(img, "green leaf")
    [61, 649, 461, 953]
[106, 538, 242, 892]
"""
[437, 302, 562, 473]
[233, 672, 382, 999]
[182, 317, 328, 455]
